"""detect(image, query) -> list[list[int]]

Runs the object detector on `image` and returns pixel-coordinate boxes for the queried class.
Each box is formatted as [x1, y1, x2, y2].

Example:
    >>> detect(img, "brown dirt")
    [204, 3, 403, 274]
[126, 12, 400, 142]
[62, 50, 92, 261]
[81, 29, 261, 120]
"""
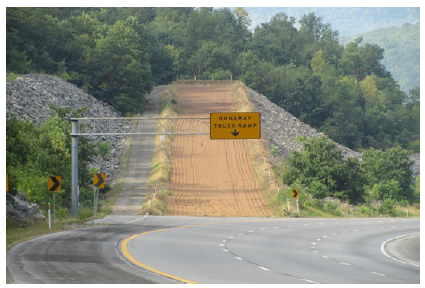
[166, 84, 273, 217]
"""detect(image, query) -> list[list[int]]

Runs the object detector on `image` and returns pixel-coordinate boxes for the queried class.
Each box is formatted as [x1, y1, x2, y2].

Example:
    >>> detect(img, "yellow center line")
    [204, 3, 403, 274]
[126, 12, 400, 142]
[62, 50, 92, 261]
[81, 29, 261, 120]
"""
[121, 223, 214, 284]
[121, 219, 274, 284]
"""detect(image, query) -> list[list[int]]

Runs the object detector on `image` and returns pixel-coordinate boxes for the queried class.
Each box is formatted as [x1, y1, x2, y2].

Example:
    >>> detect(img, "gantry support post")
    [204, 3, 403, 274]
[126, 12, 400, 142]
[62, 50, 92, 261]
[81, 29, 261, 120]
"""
[71, 119, 79, 217]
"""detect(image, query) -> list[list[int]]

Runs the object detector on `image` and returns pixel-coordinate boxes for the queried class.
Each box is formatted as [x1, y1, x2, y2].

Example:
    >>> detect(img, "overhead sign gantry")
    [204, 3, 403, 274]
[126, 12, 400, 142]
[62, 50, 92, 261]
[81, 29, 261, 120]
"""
[70, 113, 261, 217]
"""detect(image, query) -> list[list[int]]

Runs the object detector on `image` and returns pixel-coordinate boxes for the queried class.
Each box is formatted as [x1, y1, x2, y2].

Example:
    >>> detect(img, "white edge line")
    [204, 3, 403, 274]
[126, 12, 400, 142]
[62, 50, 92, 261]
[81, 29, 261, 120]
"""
[380, 233, 420, 267]
[259, 266, 269, 271]
[370, 271, 386, 277]
[302, 279, 316, 283]
[125, 217, 145, 224]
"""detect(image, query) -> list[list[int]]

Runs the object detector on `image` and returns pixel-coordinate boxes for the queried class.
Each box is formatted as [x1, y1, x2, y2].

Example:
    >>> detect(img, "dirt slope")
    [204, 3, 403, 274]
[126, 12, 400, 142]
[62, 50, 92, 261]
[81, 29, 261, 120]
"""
[166, 84, 273, 217]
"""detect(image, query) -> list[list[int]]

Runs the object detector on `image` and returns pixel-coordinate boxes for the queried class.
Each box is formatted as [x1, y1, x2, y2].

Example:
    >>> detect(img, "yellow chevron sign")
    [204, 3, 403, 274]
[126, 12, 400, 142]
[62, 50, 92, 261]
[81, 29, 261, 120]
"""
[48, 176, 62, 192]
[93, 173, 106, 189]
[210, 112, 261, 139]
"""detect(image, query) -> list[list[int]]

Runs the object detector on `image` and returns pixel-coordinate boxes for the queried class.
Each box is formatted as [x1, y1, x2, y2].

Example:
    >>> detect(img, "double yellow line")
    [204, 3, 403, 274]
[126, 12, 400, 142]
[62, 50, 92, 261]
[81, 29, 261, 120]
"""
[120, 223, 212, 284]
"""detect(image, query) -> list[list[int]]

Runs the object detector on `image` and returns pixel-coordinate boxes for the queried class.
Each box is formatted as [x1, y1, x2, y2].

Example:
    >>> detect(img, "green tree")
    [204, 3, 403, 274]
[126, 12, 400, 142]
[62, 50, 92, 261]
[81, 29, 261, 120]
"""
[285, 136, 365, 204]
[88, 17, 153, 114]
[251, 12, 300, 66]
[361, 147, 414, 202]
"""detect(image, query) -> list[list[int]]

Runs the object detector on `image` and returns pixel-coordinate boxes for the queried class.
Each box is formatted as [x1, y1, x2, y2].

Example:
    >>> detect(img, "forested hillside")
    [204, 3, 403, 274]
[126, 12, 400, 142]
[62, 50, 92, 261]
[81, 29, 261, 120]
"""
[242, 7, 419, 36]
[341, 22, 420, 93]
[6, 7, 419, 151]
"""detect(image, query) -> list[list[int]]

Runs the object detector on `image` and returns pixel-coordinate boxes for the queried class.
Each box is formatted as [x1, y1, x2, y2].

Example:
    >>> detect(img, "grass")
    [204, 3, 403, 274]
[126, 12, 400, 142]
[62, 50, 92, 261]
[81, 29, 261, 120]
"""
[140, 86, 178, 215]
[7, 72, 18, 82]
[6, 215, 106, 251]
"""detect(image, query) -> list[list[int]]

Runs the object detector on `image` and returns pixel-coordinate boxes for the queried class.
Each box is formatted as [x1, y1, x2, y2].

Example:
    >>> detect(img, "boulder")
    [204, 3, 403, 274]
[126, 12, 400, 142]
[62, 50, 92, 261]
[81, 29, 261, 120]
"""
[6, 194, 46, 226]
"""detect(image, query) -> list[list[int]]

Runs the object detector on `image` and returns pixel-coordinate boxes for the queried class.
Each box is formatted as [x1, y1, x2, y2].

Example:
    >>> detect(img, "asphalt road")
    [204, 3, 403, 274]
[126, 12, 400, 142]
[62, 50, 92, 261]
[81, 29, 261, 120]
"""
[6, 223, 179, 283]
[7, 216, 419, 283]
[120, 216, 420, 284]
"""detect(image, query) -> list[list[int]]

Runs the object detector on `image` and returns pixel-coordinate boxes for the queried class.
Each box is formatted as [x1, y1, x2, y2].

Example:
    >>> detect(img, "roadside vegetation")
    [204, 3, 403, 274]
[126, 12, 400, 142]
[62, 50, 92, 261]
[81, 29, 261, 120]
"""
[276, 136, 419, 218]
[141, 87, 178, 215]
[6, 105, 133, 249]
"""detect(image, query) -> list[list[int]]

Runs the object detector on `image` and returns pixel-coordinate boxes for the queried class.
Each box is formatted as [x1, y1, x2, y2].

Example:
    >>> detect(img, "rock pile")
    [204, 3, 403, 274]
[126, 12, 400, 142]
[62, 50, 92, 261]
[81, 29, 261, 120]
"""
[247, 88, 362, 162]
[6, 193, 46, 226]
[6, 74, 131, 183]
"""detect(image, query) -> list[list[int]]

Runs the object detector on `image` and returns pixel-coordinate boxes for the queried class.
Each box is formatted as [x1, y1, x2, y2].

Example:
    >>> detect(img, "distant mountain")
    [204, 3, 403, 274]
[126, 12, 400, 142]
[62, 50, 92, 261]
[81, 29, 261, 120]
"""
[237, 7, 419, 93]
[241, 7, 419, 37]
[340, 22, 420, 93]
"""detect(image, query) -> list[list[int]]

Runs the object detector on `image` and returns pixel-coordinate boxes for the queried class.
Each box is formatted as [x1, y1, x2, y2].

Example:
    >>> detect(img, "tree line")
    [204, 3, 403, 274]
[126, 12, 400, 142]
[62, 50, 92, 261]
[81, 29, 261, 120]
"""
[6, 7, 419, 151]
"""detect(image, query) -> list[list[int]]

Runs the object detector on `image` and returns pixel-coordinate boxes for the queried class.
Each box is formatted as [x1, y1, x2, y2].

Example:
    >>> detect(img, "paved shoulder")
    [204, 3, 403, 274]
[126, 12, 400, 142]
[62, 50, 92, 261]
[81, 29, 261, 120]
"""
[6, 224, 178, 284]
[383, 234, 420, 266]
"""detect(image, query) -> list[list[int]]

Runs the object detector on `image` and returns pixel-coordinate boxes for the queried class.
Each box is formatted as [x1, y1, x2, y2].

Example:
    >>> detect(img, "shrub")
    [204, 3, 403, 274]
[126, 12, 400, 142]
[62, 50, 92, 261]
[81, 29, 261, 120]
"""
[359, 205, 375, 217]
[371, 180, 401, 200]
[379, 197, 397, 216]
[308, 180, 328, 199]
[95, 141, 110, 161]
[324, 201, 339, 212]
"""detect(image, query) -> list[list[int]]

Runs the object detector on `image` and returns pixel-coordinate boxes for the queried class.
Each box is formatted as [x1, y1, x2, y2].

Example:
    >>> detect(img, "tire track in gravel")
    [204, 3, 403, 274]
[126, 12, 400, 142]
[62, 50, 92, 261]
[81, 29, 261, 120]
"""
[166, 84, 272, 217]
[224, 140, 243, 216]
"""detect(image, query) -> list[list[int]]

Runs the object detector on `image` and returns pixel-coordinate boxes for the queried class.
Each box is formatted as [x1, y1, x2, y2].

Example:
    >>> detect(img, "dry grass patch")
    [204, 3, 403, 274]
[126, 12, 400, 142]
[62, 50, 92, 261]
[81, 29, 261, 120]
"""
[141, 87, 177, 215]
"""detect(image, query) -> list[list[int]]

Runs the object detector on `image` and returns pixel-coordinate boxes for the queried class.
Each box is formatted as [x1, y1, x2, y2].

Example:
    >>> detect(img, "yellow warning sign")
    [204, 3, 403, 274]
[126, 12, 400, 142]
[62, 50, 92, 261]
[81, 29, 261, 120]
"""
[210, 112, 261, 139]
[93, 173, 106, 189]
[48, 176, 62, 192]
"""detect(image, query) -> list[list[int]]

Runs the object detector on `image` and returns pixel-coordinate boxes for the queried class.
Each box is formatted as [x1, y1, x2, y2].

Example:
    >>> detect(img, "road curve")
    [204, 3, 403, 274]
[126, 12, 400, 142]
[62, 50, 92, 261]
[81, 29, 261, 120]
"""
[7, 216, 419, 284]
[121, 216, 419, 284]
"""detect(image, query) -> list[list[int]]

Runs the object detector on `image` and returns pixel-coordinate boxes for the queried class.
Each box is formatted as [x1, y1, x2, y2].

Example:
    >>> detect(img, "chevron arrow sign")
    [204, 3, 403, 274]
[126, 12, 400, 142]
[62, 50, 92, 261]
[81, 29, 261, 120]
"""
[48, 176, 62, 192]
[93, 173, 106, 189]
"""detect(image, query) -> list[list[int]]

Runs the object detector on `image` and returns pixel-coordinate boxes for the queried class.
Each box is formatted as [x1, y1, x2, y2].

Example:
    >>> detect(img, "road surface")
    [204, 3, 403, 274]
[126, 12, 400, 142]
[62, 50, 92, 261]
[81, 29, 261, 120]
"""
[7, 216, 419, 283]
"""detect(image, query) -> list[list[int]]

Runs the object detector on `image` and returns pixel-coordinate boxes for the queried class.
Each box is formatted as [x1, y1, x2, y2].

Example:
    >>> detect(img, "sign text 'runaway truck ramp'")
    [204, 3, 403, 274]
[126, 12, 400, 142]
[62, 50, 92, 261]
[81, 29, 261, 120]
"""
[210, 112, 261, 139]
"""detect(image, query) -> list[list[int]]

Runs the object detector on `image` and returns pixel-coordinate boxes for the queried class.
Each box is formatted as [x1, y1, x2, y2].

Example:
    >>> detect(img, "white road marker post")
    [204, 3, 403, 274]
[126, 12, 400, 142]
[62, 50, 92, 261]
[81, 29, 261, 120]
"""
[148, 196, 152, 208]
[92, 186, 98, 225]
[153, 190, 156, 201]
[52, 193, 55, 228]
[48, 203, 51, 230]
[296, 198, 299, 214]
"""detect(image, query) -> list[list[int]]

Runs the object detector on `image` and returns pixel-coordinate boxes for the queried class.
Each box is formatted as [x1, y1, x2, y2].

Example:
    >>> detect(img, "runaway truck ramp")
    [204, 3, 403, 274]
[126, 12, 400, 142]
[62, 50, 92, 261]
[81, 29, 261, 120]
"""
[166, 84, 273, 217]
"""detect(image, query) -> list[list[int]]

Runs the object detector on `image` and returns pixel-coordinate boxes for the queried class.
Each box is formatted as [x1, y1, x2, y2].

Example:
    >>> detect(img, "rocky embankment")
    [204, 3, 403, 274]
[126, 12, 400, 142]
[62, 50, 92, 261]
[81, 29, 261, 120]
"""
[247, 88, 362, 162]
[6, 74, 131, 182]
[6, 75, 132, 224]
